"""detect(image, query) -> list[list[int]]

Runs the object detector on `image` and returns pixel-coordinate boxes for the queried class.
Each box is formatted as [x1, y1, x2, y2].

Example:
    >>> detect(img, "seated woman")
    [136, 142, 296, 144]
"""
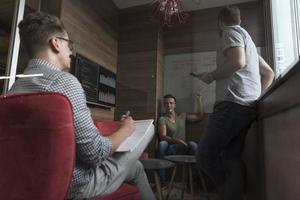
[157, 94, 204, 185]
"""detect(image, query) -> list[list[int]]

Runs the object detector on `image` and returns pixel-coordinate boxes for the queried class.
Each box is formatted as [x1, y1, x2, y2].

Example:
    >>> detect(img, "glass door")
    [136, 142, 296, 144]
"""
[0, 0, 17, 94]
[0, 0, 41, 94]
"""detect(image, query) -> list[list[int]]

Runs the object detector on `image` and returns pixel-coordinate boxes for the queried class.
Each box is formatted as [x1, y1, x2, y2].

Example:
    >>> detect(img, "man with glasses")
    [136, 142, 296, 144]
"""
[9, 12, 155, 200]
[56, 36, 75, 51]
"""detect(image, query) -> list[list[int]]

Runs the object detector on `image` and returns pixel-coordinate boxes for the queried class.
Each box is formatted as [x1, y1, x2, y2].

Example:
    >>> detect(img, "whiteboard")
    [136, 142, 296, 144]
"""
[164, 52, 217, 113]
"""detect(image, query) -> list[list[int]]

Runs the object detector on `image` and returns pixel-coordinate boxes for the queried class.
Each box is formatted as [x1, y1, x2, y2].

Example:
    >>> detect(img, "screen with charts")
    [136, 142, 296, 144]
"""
[74, 53, 116, 107]
[116, 119, 154, 152]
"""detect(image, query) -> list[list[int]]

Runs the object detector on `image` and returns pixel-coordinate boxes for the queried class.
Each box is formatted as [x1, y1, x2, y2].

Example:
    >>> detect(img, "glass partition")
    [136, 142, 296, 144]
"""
[0, 0, 16, 94]
[0, 0, 41, 94]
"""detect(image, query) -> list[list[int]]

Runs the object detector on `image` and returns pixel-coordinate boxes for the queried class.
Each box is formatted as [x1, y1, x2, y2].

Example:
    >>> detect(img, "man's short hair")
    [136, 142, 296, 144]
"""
[218, 6, 241, 26]
[18, 12, 66, 57]
[163, 94, 176, 103]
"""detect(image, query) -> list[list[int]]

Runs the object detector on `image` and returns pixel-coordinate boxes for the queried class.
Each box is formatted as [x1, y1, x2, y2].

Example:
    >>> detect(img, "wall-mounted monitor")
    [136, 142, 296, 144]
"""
[73, 53, 116, 107]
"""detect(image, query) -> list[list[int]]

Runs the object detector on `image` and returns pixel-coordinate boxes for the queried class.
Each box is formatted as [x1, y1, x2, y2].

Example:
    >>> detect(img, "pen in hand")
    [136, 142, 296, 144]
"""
[121, 111, 135, 134]
[121, 110, 130, 121]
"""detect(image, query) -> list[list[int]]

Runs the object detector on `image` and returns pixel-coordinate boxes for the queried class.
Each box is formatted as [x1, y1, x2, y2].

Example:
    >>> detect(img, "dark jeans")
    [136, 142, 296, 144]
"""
[196, 101, 256, 200]
[158, 140, 198, 182]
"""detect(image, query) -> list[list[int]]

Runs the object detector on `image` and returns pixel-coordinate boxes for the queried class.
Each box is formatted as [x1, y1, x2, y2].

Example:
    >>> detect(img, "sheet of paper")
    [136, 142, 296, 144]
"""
[116, 119, 154, 152]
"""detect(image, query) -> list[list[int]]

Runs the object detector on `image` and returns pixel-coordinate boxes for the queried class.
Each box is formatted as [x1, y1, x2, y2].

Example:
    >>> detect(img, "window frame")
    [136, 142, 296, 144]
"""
[2, 0, 25, 94]
[267, 0, 300, 78]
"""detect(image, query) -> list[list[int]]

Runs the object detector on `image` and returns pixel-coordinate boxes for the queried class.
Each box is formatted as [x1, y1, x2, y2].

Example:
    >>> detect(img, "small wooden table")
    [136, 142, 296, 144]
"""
[141, 158, 175, 200]
[164, 155, 197, 200]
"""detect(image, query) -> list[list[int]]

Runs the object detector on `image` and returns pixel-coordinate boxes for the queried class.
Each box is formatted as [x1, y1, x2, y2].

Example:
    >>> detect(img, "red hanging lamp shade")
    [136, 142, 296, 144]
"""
[150, 0, 189, 27]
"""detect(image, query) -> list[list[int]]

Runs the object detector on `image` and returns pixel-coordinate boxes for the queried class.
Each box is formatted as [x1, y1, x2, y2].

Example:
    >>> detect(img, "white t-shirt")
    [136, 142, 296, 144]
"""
[216, 25, 262, 106]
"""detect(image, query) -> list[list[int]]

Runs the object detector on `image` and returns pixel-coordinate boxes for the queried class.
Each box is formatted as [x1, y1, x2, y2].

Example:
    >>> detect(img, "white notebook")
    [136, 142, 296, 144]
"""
[116, 119, 154, 152]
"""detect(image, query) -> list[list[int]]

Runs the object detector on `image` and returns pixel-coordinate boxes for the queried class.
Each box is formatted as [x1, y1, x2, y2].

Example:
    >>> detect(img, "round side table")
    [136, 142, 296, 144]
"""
[141, 158, 175, 200]
[164, 155, 199, 200]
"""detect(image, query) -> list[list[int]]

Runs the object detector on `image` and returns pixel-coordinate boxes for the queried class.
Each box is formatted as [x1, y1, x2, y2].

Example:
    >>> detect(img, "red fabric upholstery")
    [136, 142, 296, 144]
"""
[0, 92, 76, 200]
[93, 120, 120, 136]
[94, 120, 149, 160]
[139, 152, 149, 160]
[90, 183, 140, 200]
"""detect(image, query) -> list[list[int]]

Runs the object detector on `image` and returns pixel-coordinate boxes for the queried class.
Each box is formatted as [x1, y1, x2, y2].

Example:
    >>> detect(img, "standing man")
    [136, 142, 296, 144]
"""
[193, 6, 274, 200]
[9, 12, 155, 200]
[158, 94, 204, 184]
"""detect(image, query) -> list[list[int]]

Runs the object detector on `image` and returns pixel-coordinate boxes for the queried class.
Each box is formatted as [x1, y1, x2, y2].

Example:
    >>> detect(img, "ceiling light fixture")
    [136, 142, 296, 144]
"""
[150, 0, 189, 27]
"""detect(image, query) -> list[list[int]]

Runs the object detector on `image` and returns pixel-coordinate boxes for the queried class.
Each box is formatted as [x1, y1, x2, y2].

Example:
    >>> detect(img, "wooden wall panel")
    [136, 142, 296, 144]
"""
[262, 106, 300, 200]
[41, 0, 62, 17]
[164, 1, 265, 55]
[117, 60, 157, 120]
[156, 29, 164, 112]
[115, 7, 162, 121]
[256, 61, 300, 200]
[26, 0, 41, 11]
[61, 0, 118, 72]
[60, 0, 118, 120]
[243, 122, 262, 200]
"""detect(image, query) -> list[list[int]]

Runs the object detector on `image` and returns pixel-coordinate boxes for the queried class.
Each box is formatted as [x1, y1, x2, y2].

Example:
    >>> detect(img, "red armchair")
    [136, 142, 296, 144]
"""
[0, 93, 75, 200]
[0, 92, 140, 200]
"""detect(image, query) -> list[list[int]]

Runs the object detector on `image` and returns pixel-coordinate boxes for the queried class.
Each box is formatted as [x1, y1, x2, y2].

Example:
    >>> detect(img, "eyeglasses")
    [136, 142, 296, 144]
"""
[56, 37, 75, 51]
